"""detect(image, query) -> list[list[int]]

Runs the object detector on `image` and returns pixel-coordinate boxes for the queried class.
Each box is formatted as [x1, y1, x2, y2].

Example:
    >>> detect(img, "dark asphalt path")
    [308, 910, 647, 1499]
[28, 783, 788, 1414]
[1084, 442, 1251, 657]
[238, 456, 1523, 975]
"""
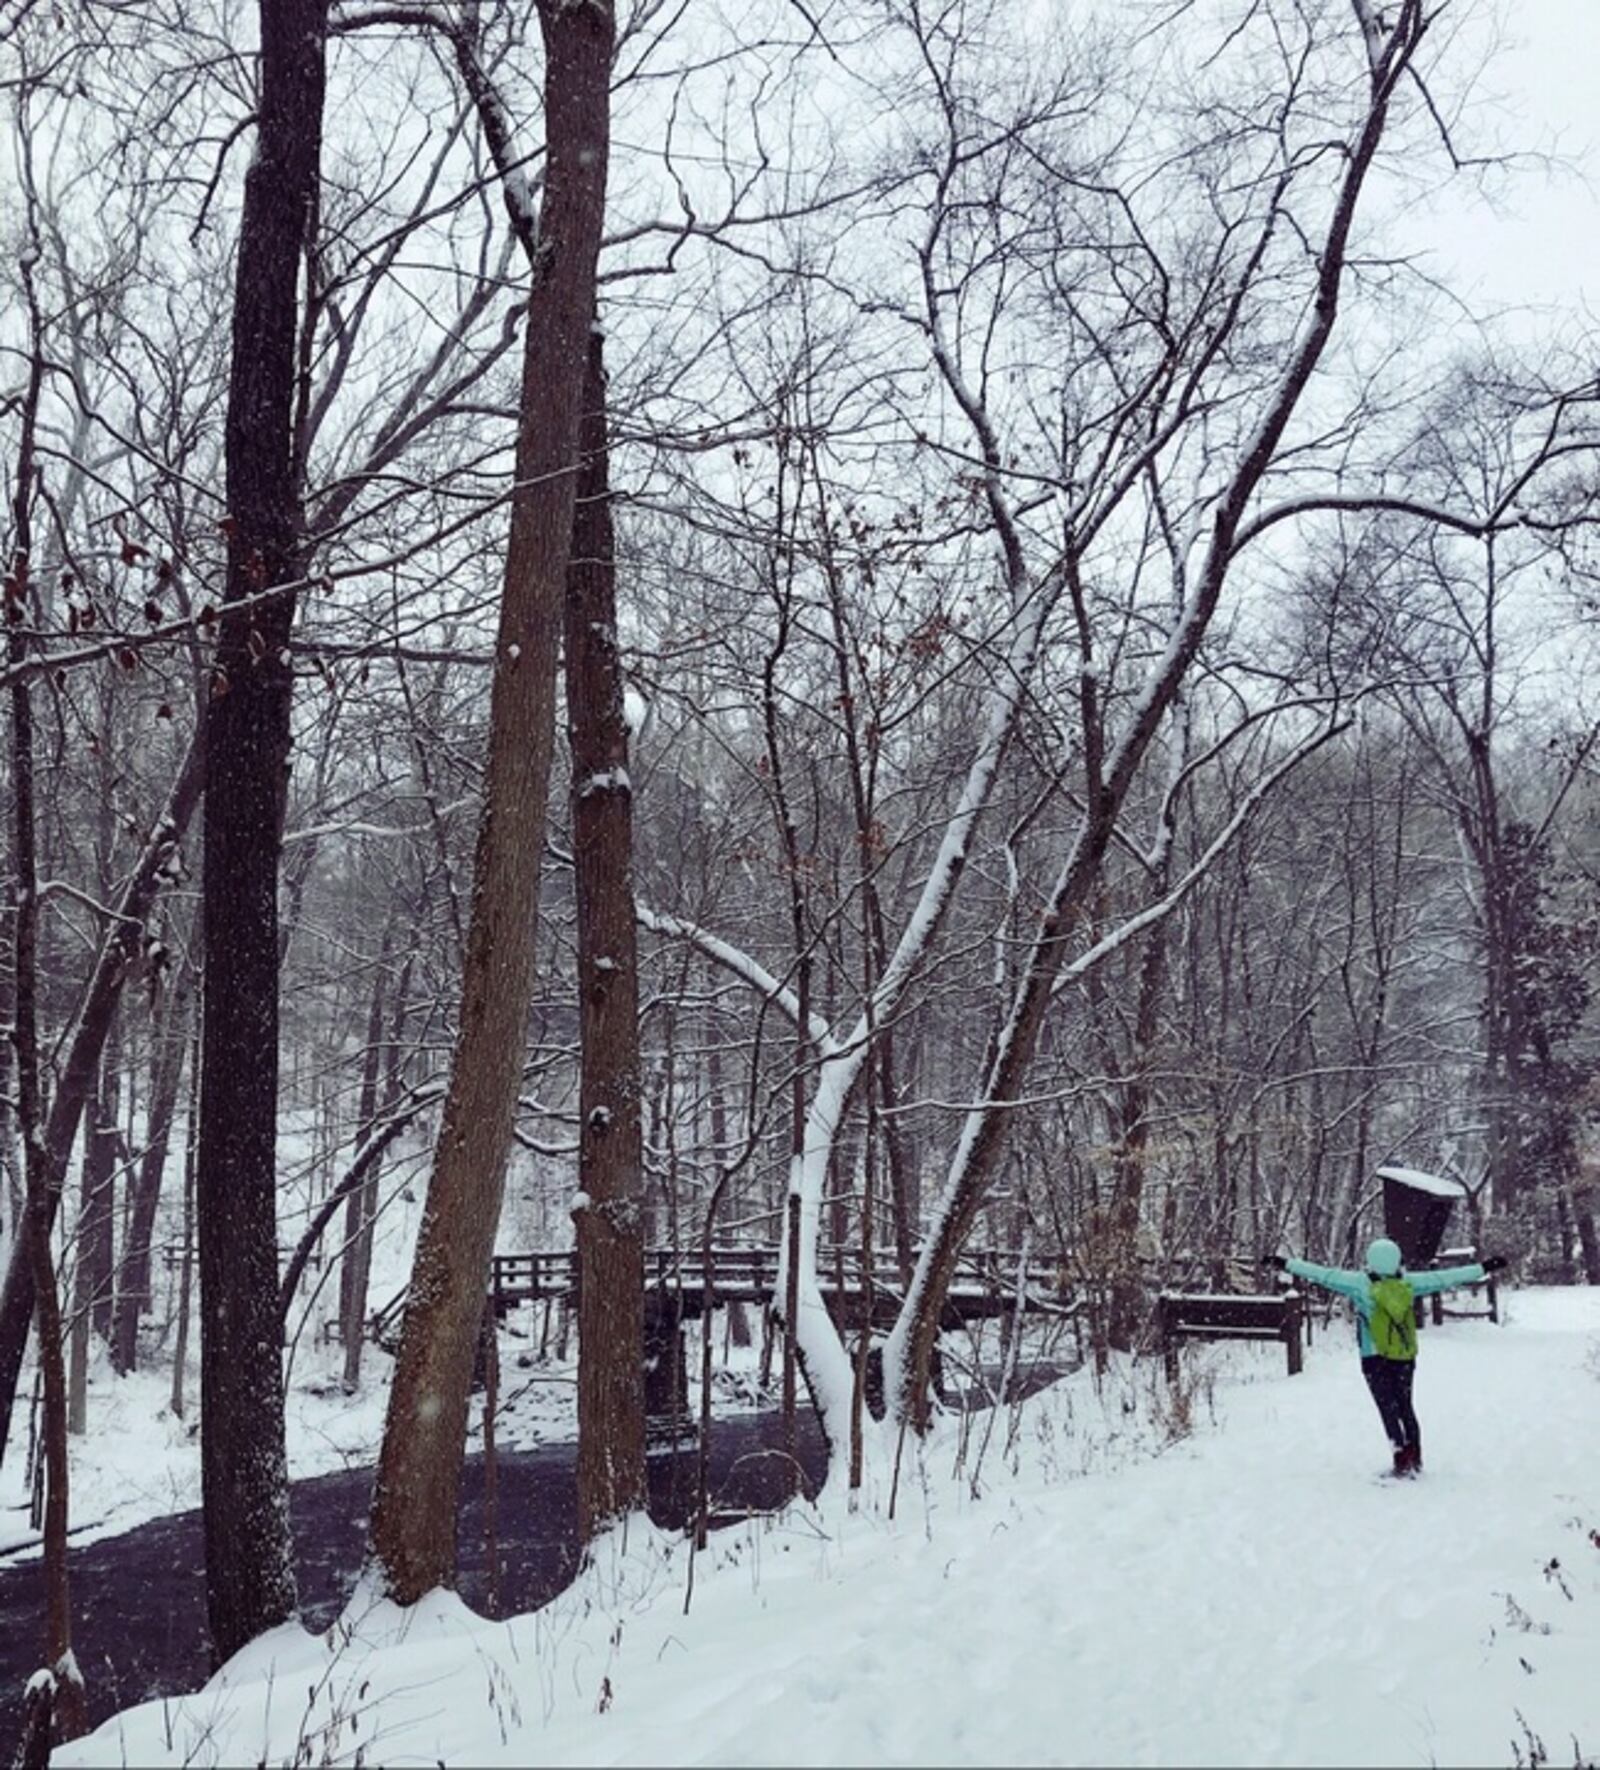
[0, 1411, 825, 1744]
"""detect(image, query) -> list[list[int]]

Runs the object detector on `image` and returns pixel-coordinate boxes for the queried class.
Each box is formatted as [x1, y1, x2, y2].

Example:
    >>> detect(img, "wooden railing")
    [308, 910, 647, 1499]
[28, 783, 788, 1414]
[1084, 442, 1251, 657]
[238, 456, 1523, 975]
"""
[362, 1246, 1275, 1349]
[485, 1244, 1078, 1310]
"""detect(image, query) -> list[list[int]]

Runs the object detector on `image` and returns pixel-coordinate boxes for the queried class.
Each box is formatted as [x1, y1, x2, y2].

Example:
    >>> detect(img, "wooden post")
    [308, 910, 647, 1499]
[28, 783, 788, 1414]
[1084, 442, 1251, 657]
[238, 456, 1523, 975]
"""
[1284, 1292, 1303, 1376]
[641, 1303, 671, 1418]
[1159, 1297, 1179, 1385]
[1487, 1273, 1499, 1324]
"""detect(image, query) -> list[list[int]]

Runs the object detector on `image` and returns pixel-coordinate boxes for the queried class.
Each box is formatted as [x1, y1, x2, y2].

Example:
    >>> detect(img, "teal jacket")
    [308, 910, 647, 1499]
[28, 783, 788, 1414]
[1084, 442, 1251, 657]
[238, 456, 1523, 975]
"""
[1286, 1258, 1488, 1357]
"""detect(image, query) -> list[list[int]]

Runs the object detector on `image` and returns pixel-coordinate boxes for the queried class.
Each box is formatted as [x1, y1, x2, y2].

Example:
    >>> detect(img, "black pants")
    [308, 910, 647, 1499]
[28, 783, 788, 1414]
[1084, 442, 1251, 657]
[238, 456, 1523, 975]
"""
[1362, 1355, 1420, 1454]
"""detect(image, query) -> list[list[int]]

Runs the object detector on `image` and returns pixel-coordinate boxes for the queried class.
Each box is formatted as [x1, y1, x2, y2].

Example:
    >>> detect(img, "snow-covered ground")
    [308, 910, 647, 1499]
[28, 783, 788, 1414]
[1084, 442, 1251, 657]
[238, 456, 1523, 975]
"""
[56, 1286, 1600, 1768]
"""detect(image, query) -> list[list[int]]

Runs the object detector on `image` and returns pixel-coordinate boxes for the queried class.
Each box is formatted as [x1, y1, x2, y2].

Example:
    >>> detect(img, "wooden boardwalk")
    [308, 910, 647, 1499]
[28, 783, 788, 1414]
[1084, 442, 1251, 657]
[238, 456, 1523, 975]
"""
[362, 1246, 1265, 1351]
[356, 1244, 1082, 1431]
[485, 1244, 1078, 1330]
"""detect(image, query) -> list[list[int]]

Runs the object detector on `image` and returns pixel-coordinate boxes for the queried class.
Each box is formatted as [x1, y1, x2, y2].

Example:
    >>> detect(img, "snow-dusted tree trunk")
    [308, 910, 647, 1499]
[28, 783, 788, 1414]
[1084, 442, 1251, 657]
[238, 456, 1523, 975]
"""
[67, 1068, 117, 1435]
[565, 331, 647, 1540]
[774, 581, 1053, 1455]
[196, 0, 329, 1665]
[882, 0, 1429, 1433]
[6, 109, 89, 1737]
[369, 0, 614, 1605]
[325, 948, 386, 1385]
[636, 553, 1053, 1468]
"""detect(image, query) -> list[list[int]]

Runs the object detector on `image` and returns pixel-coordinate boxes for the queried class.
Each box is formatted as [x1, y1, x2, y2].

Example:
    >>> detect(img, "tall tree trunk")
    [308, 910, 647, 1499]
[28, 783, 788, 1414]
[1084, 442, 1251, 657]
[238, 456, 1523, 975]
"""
[1572, 1180, 1600, 1286]
[340, 951, 413, 1390]
[1104, 916, 1170, 1349]
[7, 208, 89, 1741]
[566, 332, 646, 1541]
[112, 966, 193, 1375]
[22, 1150, 87, 1742]
[196, 0, 328, 1665]
[87, 1066, 118, 1343]
[369, 0, 614, 1604]
[878, 1039, 915, 1289]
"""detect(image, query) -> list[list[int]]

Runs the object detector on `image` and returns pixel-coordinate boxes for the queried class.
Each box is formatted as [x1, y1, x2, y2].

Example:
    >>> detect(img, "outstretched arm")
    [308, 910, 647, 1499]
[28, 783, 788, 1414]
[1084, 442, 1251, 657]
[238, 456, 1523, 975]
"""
[1285, 1257, 1368, 1304]
[1407, 1261, 1487, 1298]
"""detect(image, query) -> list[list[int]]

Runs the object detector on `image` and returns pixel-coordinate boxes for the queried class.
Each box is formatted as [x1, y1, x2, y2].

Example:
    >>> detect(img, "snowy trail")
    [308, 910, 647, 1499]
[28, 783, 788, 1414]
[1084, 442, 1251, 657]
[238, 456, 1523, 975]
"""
[59, 1288, 1600, 1769]
[520, 1289, 1598, 1769]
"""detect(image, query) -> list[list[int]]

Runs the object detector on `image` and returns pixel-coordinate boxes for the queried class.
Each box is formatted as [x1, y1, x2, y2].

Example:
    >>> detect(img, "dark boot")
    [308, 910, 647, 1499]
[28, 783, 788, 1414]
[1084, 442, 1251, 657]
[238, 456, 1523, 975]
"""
[1390, 1446, 1408, 1478]
[1402, 1442, 1422, 1476]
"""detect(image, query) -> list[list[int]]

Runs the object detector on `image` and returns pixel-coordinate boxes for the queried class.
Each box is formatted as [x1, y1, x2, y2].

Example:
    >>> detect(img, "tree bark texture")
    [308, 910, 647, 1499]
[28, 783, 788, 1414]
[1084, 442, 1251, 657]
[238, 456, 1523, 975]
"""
[1102, 916, 1170, 1349]
[566, 332, 647, 1541]
[196, 0, 328, 1665]
[1573, 1183, 1600, 1286]
[369, 0, 614, 1604]
[170, 1036, 200, 1421]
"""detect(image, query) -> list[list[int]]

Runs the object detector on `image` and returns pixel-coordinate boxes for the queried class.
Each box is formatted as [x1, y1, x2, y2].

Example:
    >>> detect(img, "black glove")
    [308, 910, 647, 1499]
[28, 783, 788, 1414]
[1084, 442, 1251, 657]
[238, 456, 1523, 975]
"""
[1481, 1254, 1507, 1274]
[1262, 1252, 1289, 1272]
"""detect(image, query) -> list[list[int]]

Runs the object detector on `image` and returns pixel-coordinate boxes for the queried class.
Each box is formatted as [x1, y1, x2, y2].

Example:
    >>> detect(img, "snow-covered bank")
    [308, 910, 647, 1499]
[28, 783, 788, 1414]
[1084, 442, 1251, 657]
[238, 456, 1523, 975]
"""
[0, 1301, 770, 1565]
[57, 1287, 1600, 1768]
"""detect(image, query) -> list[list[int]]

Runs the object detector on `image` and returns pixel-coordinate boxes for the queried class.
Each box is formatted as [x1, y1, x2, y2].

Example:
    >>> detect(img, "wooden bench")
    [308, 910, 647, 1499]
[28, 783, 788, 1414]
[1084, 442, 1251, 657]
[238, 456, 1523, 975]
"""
[1157, 1290, 1304, 1382]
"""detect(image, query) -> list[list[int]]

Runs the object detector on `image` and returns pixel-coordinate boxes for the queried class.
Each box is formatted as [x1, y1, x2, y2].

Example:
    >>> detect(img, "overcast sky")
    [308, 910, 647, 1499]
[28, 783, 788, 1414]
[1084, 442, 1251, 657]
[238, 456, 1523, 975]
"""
[1412, 0, 1598, 323]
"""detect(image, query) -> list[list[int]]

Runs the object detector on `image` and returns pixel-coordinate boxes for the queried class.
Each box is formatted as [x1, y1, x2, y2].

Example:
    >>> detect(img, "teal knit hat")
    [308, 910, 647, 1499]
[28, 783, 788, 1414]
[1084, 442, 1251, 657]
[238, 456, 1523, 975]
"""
[1365, 1237, 1403, 1277]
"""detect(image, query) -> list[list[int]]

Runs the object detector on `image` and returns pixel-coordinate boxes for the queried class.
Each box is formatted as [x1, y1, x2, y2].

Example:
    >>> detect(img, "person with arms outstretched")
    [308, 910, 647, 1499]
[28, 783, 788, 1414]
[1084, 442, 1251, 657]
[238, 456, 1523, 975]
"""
[1266, 1238, 1506, 1477]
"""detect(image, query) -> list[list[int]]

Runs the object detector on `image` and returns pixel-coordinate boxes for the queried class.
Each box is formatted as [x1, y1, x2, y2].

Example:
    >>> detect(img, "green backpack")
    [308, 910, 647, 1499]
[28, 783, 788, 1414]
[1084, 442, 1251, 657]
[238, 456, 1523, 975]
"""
[1370, 1275, 1418, 1361]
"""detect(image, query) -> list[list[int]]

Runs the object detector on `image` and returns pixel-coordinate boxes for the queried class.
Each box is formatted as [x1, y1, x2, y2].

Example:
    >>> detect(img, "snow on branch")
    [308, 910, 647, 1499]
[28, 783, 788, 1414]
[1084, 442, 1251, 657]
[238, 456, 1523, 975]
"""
[635, 903, 839, 1056]
[1052, 707, 1355, 999]
[282, 801, 471, 846]
[35, 879, 143, 924]
[849, 576, 1058, 1050]
[330, 4, 543, 260]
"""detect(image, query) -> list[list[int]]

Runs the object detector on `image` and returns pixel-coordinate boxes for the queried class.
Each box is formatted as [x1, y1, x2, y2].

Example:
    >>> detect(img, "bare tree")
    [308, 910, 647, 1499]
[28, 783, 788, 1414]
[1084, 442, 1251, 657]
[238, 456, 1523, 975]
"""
[196, 0, 330, 1664]
[369, 0, 616, 1604]
[5, 59, 88, 1741]
[885, 0, 1438, 1431]
[566, 330, 647, 1539]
